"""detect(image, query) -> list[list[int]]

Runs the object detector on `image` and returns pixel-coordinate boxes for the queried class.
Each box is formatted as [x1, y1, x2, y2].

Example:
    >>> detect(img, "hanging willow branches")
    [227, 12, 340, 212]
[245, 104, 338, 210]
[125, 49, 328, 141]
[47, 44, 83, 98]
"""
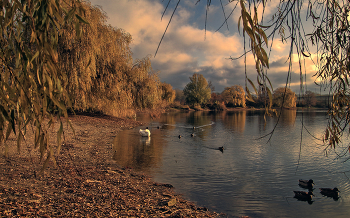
[0, 0, 88, 168]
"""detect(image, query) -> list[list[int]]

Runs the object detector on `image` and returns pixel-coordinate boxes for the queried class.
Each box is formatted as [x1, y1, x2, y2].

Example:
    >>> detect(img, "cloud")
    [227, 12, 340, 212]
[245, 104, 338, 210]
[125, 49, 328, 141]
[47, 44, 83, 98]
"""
[90, 0, 166, 52]
[88, 0, 321, 94]
[271, 40, 289, 52]
[270, 57, 288, 68]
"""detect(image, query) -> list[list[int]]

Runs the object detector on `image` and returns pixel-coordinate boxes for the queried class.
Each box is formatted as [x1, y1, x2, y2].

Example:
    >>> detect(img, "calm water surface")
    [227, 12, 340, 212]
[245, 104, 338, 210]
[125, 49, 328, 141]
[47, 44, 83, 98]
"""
[113, 110, 350, 218]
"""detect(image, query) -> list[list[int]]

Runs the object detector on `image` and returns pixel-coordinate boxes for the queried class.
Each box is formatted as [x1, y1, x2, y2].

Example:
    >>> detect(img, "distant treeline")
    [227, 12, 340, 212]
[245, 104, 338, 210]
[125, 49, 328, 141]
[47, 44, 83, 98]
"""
[58, 2, 175, 117]
[174, 74, 329, 110]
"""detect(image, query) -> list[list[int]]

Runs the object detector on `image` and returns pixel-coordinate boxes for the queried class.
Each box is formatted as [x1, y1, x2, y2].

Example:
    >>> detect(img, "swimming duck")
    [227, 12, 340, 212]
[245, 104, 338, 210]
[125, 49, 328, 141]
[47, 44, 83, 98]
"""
[178, 135, 182, 138]
[191, 133, 194, 137]
[299, 179, 314, 189]
[319, 187, 340, 198]
[293, 191, 313, 201]
[218, 146, 224, 152]
[139, 127, 151, 137]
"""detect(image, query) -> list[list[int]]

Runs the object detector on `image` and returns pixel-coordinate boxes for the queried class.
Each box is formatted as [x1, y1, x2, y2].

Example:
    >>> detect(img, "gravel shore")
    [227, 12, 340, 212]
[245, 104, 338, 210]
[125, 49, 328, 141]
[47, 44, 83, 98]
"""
[0, 114, 222, 217]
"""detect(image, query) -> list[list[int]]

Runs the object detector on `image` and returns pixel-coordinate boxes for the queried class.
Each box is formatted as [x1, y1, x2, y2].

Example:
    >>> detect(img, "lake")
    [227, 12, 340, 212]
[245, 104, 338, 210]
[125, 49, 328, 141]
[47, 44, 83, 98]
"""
[112, 110, 350, 218]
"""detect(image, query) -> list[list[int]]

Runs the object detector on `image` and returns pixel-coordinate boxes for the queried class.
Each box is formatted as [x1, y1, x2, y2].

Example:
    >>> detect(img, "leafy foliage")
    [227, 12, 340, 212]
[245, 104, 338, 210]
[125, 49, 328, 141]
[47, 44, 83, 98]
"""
[58, 1, 133, 112]
[273, 87, 296, 108]
[174, 89, 185, 103]
[221, 85, 246, 107]
[161, 82, 176, 103]
[131, 58, 163, 110]
[0, 0, 87, 167]
[183, 73, 211, 106]
[257, 84, 272, 108]
[58, 2, 167, 115]
[58, 1, 175, 118]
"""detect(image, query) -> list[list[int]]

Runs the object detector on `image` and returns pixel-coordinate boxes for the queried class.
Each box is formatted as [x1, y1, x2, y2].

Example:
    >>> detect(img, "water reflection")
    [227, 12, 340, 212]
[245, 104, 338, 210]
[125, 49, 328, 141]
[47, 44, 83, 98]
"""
[221, 110, 246, 133]
[187, 111, 211, 127]
[112, 127, 167, 171]
[187, 112, 214, 139]
[278, 109, 297, 126]
[158, 113, 177, 130]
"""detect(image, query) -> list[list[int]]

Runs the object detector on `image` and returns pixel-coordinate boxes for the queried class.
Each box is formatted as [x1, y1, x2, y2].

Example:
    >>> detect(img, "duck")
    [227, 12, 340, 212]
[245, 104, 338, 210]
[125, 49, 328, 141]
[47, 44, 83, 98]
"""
[191, 133, 194, 137]
[319, 187, 340, 198]
[299, 179, 314, 189]
[139, 127, 151, 137]
[218, 146, 224, 152]
[293, 191, 313, 201]
[178, 135, 182, 138]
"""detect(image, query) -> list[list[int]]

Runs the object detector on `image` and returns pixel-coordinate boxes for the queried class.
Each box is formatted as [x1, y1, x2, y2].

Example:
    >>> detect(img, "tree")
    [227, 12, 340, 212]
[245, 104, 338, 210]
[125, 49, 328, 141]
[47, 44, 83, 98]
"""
[0, 0, 86, 166]
[303, 91, 317, 107]
[59, 2, 165, 115]
[160, 82, 176, 103]
[273, 87, 296, 108]
[174, 89, 185, 103]
[210, 92, 222, 104]
[221, 85, 246, 108]
[127, 58, 162, 110]
[183, 73, 211, 106]
[257, 85, 272, 108]
[61, 2, 134, 112]
[59, 2, 160, 114]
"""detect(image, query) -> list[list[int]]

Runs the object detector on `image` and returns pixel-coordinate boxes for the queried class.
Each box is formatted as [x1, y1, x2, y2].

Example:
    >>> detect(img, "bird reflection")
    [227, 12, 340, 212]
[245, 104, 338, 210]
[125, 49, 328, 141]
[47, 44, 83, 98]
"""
[293, 191, 314, 204]
[298, 179, 314, 190]
[140, 137, 150, 146]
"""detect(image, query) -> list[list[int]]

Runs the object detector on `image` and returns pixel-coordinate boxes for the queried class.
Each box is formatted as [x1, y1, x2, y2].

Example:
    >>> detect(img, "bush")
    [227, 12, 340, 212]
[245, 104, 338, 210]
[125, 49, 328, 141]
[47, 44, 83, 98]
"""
[206, 102, 227, 111]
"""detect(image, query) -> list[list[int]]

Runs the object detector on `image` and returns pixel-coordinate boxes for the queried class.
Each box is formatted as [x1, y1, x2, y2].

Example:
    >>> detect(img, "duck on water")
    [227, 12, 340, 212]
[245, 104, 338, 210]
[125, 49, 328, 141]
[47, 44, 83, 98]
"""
[319, 187, 340, 199]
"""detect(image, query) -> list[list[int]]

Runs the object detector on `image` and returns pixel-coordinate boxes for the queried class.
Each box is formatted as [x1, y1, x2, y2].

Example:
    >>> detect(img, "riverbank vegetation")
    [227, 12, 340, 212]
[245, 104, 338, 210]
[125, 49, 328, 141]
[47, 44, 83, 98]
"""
[177, 73, 331, 111]
[58, 2, 176, 118]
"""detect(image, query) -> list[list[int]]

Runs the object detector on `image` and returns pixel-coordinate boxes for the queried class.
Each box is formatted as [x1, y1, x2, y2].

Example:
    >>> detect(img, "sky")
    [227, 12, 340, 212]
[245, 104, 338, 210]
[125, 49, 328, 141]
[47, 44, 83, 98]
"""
[88, 0, 325, 94]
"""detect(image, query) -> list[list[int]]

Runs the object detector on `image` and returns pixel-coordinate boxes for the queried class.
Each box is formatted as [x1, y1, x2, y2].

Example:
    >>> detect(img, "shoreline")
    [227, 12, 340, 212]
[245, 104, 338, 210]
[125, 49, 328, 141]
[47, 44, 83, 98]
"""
[167, 106, 328, 112]
[0, 114, 222, 217]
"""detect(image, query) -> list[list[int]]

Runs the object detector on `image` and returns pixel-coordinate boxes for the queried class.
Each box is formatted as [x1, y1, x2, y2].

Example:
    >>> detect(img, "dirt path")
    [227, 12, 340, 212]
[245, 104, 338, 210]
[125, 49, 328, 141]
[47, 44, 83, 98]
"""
[0, 114, 222, 217]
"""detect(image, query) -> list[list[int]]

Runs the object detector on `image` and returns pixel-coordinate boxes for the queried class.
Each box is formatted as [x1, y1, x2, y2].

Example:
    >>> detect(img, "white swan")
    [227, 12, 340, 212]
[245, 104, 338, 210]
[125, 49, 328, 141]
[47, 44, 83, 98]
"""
[139, 127, 151, 137]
